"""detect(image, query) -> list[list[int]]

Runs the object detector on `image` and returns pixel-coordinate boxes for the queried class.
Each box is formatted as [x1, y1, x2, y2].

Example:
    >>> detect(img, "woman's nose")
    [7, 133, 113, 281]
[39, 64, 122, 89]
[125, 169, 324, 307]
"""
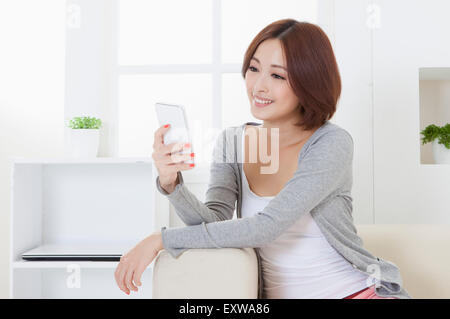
[253, 75, 269, 92]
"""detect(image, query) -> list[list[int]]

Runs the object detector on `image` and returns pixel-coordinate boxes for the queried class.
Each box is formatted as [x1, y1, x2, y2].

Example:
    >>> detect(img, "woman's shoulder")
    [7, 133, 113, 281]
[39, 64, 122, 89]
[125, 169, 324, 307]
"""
[303, 122, 354, 163]
[312, 121, 354, 148]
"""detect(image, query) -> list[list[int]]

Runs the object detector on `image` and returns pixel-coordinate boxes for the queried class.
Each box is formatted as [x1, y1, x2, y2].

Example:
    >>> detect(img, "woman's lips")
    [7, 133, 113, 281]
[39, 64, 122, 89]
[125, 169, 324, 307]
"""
[254, 99, 274, 107]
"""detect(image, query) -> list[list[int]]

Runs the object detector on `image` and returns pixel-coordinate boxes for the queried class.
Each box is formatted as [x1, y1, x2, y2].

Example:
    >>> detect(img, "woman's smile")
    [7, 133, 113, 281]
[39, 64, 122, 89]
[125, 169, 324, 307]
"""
[254, 96, 274, 107]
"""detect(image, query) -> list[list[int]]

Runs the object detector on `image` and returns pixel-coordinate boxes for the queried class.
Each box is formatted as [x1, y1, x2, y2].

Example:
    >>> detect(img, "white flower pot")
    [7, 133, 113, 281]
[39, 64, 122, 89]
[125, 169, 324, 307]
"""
[432, 139, 450, 164]
[69, 129, 100, 158]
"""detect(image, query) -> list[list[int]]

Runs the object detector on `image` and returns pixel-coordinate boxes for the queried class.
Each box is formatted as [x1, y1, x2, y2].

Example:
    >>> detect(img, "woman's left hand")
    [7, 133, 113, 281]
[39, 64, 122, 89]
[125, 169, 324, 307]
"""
[114, 231, 164, 295]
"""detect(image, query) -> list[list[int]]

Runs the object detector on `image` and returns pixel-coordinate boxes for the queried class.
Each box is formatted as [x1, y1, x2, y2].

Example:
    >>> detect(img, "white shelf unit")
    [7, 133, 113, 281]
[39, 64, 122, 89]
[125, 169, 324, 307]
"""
[10, 157, 165, 299]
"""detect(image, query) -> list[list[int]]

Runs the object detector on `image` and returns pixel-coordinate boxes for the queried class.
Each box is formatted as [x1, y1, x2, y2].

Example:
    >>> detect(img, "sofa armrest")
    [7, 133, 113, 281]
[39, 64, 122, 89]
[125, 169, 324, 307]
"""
[152, 248, 259, 299]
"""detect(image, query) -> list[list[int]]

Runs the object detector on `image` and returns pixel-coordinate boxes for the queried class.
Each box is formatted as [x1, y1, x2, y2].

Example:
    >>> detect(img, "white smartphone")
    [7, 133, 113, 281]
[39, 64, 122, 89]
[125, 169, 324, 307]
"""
[154, 102, 194, 164]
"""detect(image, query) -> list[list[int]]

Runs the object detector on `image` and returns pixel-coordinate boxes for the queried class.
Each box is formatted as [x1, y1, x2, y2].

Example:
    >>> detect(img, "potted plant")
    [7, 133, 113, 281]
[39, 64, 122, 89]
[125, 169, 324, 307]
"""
[420, 123, 450, 164]
[67, 116, 102, 158]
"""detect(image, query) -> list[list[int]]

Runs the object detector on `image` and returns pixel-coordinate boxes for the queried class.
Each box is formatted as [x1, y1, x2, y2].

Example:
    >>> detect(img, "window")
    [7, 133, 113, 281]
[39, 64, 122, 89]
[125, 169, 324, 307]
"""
[116, 0, 325, 160]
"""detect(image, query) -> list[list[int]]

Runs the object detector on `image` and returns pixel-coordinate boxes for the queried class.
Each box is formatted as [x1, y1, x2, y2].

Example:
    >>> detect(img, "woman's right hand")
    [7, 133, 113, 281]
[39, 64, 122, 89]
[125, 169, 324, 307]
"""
[152, 124, 195, 192]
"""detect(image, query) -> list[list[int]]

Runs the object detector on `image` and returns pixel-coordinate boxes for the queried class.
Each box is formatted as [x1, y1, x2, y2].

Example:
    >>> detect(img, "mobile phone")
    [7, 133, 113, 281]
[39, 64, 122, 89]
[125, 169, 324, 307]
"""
[154, 102, 194, 164]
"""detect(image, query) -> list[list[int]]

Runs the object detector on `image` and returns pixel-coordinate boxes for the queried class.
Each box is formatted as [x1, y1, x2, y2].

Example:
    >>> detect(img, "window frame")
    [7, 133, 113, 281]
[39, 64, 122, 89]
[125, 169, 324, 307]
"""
[108, 0, 335, 156]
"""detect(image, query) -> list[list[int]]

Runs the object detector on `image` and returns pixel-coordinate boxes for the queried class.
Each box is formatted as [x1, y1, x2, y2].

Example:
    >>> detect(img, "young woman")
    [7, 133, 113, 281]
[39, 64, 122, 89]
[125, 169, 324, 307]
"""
[115, 19, 411, 299]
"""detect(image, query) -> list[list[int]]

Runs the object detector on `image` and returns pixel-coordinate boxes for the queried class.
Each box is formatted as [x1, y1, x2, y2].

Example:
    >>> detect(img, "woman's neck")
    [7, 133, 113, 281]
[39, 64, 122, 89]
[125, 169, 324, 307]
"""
[260, 121, 316, 149]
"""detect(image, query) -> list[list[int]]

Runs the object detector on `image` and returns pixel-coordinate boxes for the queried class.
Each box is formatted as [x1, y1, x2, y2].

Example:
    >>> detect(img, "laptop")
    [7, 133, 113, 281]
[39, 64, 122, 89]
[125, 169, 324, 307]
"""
[21, 243, 134, 261]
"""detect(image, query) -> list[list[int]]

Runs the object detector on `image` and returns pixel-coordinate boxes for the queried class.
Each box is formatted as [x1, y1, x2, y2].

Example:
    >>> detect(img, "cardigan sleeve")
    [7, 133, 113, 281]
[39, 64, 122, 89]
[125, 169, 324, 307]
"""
[161, 128, 353, 258]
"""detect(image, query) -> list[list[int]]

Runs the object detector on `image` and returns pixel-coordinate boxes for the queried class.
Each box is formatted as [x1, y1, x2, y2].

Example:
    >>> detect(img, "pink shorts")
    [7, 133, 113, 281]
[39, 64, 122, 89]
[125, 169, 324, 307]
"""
[343, 285, 398, 299]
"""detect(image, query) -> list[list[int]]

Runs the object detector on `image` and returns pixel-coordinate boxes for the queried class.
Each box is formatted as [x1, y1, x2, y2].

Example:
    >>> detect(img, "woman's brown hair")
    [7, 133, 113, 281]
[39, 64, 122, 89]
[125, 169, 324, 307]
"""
[242, 19, 341, 131]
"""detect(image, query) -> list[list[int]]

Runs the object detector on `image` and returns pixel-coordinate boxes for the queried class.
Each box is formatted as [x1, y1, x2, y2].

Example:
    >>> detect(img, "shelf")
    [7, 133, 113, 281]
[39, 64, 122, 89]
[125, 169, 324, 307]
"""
[11, 261, 154, 299]
[419, 67, 450, 80]
[10, 159, 159, 298]
[419, 67, 450, 164]
[12, 261, 122, 269]
[9, 154, 210, 297]
[10, 156, 154, 164]
[12, 260, 155, 270]
[10, 156, 212, 185]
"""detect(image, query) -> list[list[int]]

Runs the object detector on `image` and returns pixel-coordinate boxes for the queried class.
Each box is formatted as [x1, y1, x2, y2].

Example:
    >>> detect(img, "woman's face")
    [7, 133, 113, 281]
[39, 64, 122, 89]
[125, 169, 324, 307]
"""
[245, 38, 301, 123]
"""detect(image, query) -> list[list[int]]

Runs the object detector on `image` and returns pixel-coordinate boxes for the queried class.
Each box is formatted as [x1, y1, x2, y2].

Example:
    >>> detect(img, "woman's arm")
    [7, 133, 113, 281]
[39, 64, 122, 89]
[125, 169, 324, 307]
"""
[155, 128, 238, 225]
[160, 128, 353, 258]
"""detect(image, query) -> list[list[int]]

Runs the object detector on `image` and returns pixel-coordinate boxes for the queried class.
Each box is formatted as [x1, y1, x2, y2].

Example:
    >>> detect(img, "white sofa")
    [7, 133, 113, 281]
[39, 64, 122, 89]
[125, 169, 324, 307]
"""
[152, 224, 450, 299]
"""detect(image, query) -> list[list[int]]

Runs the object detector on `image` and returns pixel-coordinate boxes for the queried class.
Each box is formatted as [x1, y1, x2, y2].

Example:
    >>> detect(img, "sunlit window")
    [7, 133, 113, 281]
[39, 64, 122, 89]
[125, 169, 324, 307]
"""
[117, 0, 318, 157]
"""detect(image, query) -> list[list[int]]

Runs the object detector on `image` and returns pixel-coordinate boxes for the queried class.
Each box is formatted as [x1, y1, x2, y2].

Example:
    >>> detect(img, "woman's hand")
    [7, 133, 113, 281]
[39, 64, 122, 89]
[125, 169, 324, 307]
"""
[152, 124, 195, 192]
[114, 231, 164, 295]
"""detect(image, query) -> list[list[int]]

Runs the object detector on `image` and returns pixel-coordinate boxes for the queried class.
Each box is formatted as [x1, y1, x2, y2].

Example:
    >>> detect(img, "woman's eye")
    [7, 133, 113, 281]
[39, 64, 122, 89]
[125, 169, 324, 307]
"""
[273, 74, 285, 80]
[248, 66, 285, 80]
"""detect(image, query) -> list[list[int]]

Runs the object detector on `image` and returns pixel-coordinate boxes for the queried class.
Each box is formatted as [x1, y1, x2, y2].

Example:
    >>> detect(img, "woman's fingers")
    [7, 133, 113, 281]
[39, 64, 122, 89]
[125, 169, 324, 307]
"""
[133, 263, 147, 288]
[114, 262, 129, 294]
[153, 124, 171, 149]
[163, 142, 187, 155]
[114, 235, 164, 295]
[153, 146, 194, 165]
[170, 162, 196, 171]
[154, 141, 190, 157]
[114, 263, 123, 290]
[125, 267, 138, 292]
[167, 152, 194, 164]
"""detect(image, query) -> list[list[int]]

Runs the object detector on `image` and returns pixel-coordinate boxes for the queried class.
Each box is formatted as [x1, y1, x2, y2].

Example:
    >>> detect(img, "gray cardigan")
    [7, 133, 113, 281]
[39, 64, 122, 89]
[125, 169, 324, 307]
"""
[156, 120, 411, 299]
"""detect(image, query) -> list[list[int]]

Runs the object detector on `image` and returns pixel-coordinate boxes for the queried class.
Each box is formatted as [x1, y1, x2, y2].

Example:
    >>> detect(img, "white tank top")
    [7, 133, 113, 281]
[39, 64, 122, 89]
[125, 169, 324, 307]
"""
[241, 129, 373, 299]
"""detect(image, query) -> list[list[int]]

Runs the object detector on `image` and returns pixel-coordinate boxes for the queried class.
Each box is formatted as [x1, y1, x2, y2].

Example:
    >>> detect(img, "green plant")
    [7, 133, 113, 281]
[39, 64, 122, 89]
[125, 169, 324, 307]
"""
[420, 123, 450, 149]
[68, 116, 102, 129]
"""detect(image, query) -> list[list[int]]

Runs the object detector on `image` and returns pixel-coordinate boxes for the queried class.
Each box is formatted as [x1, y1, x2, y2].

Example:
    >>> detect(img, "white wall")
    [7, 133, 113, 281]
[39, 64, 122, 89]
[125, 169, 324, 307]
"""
[333, 0, 374, 223]
[372, 0, 450, 223]
[0, 0, 66, 297]
[332, 0, 450, 224]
